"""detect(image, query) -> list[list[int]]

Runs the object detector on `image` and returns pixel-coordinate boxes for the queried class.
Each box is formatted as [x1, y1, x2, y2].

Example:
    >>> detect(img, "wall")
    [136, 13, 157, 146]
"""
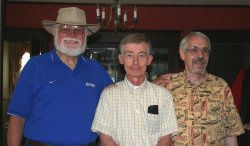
[4, 3, 250, 81]
[3, 42, 9, 100]
[4, 3, 250, 34]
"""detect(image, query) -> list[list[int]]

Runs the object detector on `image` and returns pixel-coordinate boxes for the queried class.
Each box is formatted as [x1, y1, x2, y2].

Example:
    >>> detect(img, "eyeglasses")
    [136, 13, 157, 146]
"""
[185, 46, 210, 56]
[56, 24, 86, 35]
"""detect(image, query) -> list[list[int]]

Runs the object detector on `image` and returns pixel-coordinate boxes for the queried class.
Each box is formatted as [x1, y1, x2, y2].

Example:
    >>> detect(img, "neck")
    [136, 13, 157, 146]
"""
[126, 75, 145, 86]
[56, 51, 78, 70]
[185, 71, 205, 86]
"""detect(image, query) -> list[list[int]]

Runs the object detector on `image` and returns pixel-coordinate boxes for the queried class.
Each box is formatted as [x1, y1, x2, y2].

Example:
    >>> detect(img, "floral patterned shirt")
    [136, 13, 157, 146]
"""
[165, 71, 244, 146]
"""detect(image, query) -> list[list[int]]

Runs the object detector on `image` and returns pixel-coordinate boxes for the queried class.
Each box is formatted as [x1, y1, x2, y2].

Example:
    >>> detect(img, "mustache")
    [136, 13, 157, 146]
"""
[192, 57, 207, 64]
[62, 37, 81, 44]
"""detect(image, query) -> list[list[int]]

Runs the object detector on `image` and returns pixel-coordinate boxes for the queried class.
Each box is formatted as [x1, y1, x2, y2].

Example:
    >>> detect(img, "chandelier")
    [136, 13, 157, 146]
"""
[96, 0, 138, 32]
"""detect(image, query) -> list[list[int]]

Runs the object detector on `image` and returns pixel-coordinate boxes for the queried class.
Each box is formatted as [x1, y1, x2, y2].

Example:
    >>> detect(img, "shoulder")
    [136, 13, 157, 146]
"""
[207, 73, 226, 81]
[103, 81, 123, 91]
[206, 73, 228, 86]
[171, 72, 184, 81]
[81, 56, 108, 74]
[99, 82, 123, 102]
[22, 51, 51, 69]
[168, 72, 185, 88]
[147, 81, 172, 95]
[30, 51, 51, 61]
[148, 81, 167, 90]
[81, 56, 103, 67]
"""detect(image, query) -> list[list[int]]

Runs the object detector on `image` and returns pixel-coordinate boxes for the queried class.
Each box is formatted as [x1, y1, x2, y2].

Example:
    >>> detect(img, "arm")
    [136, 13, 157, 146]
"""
[99, 132, 118, 146]
[152, 73, 173, 87]
[156, 135, 172, 146]
[7, 115, 25, 146]
[226, 136, 238, 146]
[223, 83, 244, 146]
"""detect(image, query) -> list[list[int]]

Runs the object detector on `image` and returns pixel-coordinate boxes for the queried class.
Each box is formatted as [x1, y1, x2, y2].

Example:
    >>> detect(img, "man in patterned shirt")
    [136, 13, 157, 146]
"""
[92, 33, 178, 146]
[153, 31, 245, 146]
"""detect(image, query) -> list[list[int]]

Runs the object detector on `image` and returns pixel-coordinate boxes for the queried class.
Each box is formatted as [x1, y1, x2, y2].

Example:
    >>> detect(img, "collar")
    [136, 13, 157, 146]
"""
[124, 76, 147, 92]
[182, 71, 208, 87]
[50, 49, 87, 65]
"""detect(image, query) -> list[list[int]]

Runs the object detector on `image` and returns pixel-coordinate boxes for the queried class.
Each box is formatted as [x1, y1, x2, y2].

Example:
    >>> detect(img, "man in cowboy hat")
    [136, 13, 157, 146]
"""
[7, 7, 113, 146]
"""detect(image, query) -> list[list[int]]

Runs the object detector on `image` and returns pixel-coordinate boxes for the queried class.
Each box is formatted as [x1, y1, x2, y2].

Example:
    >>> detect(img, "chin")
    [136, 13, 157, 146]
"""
[192, 69, 206, 74]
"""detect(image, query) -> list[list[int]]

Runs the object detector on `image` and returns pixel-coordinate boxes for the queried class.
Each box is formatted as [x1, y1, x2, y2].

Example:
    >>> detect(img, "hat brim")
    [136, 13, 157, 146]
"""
[42, 20, 101, 36]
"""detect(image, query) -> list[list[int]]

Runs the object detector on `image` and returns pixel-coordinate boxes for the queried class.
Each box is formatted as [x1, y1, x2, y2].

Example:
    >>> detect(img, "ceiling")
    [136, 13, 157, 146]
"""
[6, 0, 250, 6]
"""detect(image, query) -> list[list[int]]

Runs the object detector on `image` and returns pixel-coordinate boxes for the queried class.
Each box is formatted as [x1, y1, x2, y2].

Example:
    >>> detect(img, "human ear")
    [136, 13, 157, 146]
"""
[179, 48, 185, 61]
[147, 55, 153, 65]
[51, 26, 57, 36]
[118, 54, 124, 64]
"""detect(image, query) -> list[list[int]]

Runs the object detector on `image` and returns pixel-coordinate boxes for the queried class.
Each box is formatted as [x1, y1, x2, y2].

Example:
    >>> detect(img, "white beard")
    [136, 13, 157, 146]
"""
[54, 30, 87, 57]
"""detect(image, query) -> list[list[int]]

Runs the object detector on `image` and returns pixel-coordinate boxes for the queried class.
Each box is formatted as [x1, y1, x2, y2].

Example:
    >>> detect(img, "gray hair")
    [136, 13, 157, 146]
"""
[179, 32, 211, 51]
[119, 33, 151, 54]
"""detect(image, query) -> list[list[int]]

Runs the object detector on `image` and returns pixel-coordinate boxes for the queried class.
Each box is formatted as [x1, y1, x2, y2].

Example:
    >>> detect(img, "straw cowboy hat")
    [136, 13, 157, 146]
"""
[42, 7, 100, 36]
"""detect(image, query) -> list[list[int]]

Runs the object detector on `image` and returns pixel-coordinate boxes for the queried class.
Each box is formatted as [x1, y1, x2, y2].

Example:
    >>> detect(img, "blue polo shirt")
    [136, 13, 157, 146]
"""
[7, 49, 113, 145]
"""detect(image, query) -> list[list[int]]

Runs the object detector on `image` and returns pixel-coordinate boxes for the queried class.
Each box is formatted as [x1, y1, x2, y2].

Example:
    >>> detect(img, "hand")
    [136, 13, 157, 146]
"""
[99, 133, 118, 146]
[152, 73, 173, 87]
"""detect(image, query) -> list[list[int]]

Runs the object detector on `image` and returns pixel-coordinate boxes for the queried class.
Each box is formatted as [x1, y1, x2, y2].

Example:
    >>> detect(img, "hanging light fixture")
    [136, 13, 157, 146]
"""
[96, 0, 138, 32]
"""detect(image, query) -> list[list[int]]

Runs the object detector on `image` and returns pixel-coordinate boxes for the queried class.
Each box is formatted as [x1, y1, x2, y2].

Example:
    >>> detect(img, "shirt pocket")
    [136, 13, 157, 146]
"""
[146, 113, 160, 134]
[146, 113, 161, 145]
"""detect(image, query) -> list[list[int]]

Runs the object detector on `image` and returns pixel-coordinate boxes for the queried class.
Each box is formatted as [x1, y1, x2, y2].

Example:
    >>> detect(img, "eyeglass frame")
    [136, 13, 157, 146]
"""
[185, 46, 211, 56]
[54, 24, 87, 35]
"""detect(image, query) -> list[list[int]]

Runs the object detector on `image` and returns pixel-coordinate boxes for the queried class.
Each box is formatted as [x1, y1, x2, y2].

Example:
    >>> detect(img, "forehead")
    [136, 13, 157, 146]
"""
[188, 36, 208, 47]
[124, 42, 148, 52]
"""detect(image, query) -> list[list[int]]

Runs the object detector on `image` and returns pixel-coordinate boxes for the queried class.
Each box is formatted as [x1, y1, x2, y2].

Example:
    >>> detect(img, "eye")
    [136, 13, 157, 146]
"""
[202, 47, 210, 53]
[73, 26, 85, 34]
[125, 53, 133, 57]
[58, 25, 85, 34]
[139, 53, 146, 58]
[191, 46, 199, 53]
[75, 28, 83, 34]
[58, 25, 70, 32]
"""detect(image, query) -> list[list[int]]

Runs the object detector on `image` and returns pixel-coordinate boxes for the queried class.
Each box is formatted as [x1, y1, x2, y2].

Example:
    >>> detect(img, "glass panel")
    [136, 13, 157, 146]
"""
[84, 47, 169, 82]
[84, 48, 121, 82]
[148, 49, 168, 80]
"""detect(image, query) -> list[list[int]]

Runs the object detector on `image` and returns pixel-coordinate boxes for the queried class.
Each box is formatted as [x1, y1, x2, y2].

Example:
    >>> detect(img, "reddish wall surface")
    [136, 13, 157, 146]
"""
[5, 3, 250, 33]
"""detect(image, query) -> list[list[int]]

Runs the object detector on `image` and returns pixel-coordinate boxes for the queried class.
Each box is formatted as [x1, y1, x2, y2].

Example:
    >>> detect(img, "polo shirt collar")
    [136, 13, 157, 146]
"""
[50, 49, 87, 66]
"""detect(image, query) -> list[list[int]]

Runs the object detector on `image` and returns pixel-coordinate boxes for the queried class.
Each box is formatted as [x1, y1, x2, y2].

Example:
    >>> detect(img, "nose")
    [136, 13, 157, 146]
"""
[133, 56, 139, 64]
[196, 49, 204, 57]
[67, 29, 78, 36]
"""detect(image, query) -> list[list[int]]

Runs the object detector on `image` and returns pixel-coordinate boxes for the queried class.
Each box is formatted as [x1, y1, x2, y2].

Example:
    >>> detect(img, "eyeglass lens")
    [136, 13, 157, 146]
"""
[186, 46, 210, 56]
[57, 24, 85, 34]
